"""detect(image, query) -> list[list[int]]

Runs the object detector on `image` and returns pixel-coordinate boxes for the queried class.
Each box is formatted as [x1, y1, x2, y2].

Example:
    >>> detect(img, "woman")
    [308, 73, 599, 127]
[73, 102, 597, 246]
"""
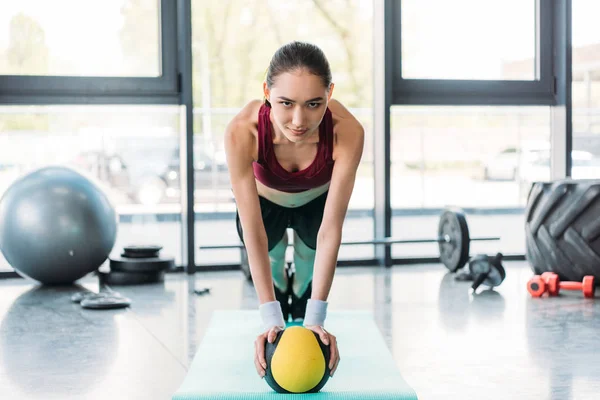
[224, 41, 364, 379]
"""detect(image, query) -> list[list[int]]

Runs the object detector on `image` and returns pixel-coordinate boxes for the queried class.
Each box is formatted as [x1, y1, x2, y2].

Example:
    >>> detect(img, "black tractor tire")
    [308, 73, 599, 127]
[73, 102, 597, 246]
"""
[525, 179, 600, 283]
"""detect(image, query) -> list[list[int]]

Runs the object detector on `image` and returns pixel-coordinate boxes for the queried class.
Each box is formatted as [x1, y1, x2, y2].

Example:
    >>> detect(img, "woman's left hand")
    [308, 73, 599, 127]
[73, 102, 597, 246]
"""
[305, 325, 340, 377]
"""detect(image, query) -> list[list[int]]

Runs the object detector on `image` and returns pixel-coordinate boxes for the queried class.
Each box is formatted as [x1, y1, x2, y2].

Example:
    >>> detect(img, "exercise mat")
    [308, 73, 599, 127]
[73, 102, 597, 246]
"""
[173, 310, 418, 399]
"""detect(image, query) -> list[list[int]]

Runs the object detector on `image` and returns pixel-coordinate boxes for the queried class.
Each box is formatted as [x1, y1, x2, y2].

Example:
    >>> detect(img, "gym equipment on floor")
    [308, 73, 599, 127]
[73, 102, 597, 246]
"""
[527, 272, 596, 298]
[172, 310, 418, 400]
[200, 207, 500, 280]
[71, 290, 131, 310]
[525, 180, 600, 283]
[0, 166, 117, 285]
[109, 245, 175, 273]
[99, 269, 166, 286]
[468, 253, 506, 291]
[100, 245, 174, 285]
[264, 326, 330, 393]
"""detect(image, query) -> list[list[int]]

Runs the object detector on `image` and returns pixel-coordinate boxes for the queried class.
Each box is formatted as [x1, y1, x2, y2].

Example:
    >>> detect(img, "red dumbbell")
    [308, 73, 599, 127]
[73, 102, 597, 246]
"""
[527, 275, 549, 297]
[543, 272, 595, 298]
[527, 272, 596, 298]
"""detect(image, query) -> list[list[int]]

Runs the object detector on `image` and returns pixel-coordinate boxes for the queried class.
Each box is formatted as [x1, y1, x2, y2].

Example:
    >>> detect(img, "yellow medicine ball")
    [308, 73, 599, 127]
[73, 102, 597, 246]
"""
[264, 326, 331, 393]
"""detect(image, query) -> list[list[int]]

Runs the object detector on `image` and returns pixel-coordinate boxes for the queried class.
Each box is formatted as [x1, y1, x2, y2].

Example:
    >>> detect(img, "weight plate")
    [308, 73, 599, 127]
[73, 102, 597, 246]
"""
[109, 255, 175, 273]
[438, 208, 470, 272]
[122, 245, 163, 258]
[81, 295, 131, 310]
[71, 291, 121, 303]
[98, 270, 165, 286]
[71, 291, 100, 303]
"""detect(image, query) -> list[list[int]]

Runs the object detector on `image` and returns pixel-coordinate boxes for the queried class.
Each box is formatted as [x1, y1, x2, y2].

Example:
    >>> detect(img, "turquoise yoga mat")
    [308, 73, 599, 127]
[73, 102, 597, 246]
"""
[172, 310, 418, 400]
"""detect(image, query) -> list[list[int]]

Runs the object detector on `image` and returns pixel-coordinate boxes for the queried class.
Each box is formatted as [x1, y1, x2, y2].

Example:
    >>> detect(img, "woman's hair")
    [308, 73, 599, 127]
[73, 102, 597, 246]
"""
[265, 41, 332, 105]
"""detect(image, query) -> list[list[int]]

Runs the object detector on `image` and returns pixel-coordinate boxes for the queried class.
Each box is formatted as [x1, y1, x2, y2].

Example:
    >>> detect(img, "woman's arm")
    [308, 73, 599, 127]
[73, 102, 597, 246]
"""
[301, 100, 362, 378]
[312, 100, 365, 303]
[226, 104, 286, 379]
[224, 104, 276, 306]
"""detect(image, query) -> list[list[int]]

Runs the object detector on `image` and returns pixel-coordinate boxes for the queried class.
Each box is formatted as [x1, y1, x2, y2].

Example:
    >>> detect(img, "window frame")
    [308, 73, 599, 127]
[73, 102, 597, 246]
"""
[0, 0, 179, 105]
[389, 0, 556, 106]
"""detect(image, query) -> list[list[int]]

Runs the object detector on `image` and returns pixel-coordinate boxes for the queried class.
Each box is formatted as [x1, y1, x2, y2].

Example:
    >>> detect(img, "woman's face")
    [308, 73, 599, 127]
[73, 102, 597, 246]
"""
[264, 69, 333, 143]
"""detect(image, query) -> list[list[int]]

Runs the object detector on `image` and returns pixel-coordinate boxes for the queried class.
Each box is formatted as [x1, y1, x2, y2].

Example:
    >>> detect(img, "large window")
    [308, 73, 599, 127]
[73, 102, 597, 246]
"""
[572, 0, 600, 178]
[389, 0, 554, 106]
[0, 0, 177, 104]
[192, 0, 375, 266]
[0, 105, 184, 271]
[0, 0, 181, 274]
[390, 106, 551, 258]
[0, 1, 580, 274]
[401, 0, 536, 81]
[0, 0, 160, 77]
[380, 0, 559, 265]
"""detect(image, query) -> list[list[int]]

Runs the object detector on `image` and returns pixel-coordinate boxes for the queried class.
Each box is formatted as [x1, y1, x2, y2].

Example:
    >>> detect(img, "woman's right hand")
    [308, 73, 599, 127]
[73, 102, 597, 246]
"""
[254, 325, 283, 378]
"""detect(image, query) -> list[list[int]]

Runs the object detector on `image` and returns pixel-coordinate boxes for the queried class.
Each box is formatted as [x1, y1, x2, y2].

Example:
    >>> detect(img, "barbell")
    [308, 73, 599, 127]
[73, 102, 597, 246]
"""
[199, 208, 500, 277]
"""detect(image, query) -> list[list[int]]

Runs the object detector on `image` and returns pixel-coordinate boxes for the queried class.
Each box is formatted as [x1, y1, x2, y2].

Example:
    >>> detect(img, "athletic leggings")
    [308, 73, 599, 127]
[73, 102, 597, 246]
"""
[235, 191, 328, 251]
[235, 192, 327, 295]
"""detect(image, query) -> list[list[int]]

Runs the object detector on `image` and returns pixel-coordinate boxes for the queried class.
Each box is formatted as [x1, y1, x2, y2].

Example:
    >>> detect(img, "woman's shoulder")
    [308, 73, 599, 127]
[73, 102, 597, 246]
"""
[226, 100, 263, 136]
[327, 99, 364, 163]
[327, 99, 363, 135]
[233, 99, 263, 125]
[225, 100, 263, 155]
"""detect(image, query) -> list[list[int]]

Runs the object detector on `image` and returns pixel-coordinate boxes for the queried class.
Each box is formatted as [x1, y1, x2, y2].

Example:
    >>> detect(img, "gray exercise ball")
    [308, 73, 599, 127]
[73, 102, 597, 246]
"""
[0, 166, 117, 285]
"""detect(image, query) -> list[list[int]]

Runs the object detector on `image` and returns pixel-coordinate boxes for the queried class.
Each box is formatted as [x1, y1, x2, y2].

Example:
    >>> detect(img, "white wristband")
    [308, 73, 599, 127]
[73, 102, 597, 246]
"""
[303, 299, 328, 327]
[259, 301, 286, 331]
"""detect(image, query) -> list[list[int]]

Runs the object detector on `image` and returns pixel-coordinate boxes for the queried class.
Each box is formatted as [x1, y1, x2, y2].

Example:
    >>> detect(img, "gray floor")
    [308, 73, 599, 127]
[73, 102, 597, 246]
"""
[0, 261, 599, 400]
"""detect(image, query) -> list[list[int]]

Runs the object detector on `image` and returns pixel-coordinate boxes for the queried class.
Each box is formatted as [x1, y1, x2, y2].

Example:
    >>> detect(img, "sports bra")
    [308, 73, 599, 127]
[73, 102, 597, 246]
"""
[252, 103, 334, 193]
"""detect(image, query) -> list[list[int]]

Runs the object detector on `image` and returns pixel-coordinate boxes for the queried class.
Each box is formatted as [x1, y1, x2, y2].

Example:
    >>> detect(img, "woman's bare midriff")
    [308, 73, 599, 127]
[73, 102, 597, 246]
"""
[255, 179, 330, 208]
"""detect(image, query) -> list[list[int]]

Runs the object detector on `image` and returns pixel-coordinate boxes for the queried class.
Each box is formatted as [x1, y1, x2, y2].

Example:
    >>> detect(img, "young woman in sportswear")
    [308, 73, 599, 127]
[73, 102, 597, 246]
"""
[224, 41, 364, 379]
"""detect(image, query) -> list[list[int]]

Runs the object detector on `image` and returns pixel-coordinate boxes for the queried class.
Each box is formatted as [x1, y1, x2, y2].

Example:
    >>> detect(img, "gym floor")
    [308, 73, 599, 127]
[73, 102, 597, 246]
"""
[0, 262, 598, 400]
